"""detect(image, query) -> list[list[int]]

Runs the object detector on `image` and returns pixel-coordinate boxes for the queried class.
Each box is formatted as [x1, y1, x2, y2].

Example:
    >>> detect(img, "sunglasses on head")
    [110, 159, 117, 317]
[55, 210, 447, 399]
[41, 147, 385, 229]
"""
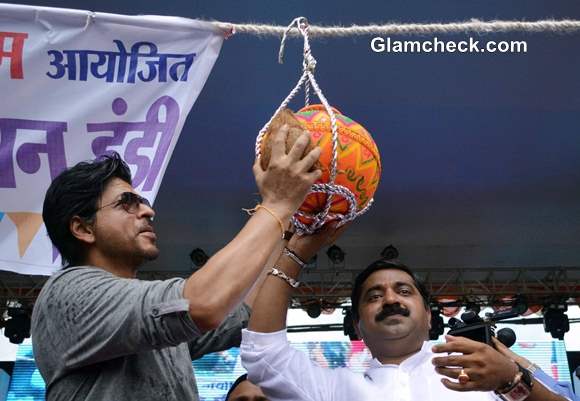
[96, 192, 152, 215]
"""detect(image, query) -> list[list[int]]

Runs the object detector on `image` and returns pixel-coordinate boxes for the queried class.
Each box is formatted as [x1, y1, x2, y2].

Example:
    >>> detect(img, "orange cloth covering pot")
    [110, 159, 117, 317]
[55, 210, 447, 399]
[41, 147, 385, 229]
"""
[260, 104, 381, 226]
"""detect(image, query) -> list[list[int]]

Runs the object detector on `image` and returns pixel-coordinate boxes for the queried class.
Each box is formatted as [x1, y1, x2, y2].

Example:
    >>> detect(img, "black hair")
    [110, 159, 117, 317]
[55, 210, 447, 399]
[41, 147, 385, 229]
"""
[42, 152, 132, 268]
[350, 259, 430, 321]
[225, 374, 248, 401]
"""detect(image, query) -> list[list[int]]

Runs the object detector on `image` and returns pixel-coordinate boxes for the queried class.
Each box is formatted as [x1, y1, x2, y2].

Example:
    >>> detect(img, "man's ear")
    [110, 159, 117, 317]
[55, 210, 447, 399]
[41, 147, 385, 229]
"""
[427, 306, 432, 330]
[70, 216, 96, 245]
[354, 318, 362, 339]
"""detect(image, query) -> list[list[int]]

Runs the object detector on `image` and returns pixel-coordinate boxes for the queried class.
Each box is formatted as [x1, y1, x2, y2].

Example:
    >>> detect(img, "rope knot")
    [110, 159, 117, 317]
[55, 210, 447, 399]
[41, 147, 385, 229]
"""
[303, 55, 317, 71]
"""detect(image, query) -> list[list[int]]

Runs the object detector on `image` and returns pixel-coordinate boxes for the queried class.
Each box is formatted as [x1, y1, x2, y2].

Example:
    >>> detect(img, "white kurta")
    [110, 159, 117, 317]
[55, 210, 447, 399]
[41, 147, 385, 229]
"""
[241, 329, 501, 401]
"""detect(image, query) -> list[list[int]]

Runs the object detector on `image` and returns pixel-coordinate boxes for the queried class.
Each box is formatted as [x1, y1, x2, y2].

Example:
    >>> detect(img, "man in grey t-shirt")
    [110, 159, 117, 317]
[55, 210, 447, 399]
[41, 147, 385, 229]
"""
[32, 126, 322, 401]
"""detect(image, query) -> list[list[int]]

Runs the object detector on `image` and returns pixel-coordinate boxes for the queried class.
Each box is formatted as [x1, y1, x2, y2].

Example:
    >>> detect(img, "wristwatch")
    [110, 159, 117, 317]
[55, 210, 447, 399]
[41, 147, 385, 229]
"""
[495, 362, 534, 401]
[525, 362, 540, 375]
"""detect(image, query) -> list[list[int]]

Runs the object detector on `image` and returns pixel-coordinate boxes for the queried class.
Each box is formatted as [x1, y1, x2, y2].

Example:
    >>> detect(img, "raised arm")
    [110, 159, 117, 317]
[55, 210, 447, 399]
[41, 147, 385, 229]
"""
[188, 244, 285, 360]
[183, 126, 322, 332]
[248, 223, 344, 333]
[240, 224, 346, 401]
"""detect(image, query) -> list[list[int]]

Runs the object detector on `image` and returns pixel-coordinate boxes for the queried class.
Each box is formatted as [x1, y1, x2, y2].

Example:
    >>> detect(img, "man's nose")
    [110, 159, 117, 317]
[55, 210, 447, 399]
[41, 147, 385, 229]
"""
[382, 288, 399, 305]
[139, 203, 156, 221]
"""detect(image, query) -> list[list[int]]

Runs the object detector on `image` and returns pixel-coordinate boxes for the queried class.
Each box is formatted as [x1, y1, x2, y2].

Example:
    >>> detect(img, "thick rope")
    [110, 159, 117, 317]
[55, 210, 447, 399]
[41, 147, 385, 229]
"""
[216, 19, 580, 37]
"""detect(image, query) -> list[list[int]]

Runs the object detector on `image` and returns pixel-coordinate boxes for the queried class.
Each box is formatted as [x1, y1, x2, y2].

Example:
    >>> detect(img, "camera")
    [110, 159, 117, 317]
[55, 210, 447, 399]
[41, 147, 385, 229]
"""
[447, 305, 520, 348]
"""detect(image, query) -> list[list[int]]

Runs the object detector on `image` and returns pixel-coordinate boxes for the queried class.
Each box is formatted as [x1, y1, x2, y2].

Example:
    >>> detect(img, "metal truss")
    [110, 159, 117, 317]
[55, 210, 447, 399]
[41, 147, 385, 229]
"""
[0, 265, 577, 311]
[290, 265, 580, 309]
[0, 272, 47, 307]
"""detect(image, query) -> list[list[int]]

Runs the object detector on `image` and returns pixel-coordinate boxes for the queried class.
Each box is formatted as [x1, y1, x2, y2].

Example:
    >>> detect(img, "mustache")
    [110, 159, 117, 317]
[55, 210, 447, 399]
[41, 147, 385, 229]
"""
[140, 223, 155, 233]
[375, 303, 410, 322]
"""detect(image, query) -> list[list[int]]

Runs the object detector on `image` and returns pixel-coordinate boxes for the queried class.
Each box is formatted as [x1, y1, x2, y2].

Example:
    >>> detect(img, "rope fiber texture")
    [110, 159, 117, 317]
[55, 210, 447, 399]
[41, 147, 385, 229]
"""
[216, 19, 580, 38]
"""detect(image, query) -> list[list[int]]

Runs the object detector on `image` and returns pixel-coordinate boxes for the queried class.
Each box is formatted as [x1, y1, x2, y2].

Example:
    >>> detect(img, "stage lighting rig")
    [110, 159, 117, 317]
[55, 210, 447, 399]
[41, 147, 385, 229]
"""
[343, 308, 360, 341]
[380, 245, 399, 260]
[326, 245, 345, 264]
[543, 302, 569, 340]
[306, 302, 322, 319]
[189, 248, 209, 268]
[4, 307, 31, 344]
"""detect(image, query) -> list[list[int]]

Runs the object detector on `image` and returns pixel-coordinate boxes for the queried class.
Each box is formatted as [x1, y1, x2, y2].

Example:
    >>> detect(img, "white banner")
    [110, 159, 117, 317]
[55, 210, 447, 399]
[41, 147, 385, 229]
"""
[0, 4, 224, 275]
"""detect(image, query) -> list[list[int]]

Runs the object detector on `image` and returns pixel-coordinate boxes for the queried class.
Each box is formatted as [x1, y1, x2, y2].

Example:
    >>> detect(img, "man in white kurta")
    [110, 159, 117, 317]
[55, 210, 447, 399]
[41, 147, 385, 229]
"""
[242, 330, 501, 401]
[241, 228, 572, 401]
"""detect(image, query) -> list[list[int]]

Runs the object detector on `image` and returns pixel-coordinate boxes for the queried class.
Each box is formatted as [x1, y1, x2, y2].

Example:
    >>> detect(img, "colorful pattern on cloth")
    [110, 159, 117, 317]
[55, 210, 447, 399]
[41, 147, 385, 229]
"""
[293, 104, 381, 224]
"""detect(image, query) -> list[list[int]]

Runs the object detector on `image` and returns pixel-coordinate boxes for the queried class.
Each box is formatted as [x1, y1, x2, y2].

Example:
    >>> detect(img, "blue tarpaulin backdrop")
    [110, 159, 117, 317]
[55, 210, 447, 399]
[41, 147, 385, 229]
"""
[5, 0, 580, 272]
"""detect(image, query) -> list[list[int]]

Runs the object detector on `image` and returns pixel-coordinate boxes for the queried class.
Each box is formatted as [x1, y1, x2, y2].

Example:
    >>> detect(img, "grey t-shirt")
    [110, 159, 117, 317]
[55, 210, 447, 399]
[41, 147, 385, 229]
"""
[31, 266, 250, 401]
